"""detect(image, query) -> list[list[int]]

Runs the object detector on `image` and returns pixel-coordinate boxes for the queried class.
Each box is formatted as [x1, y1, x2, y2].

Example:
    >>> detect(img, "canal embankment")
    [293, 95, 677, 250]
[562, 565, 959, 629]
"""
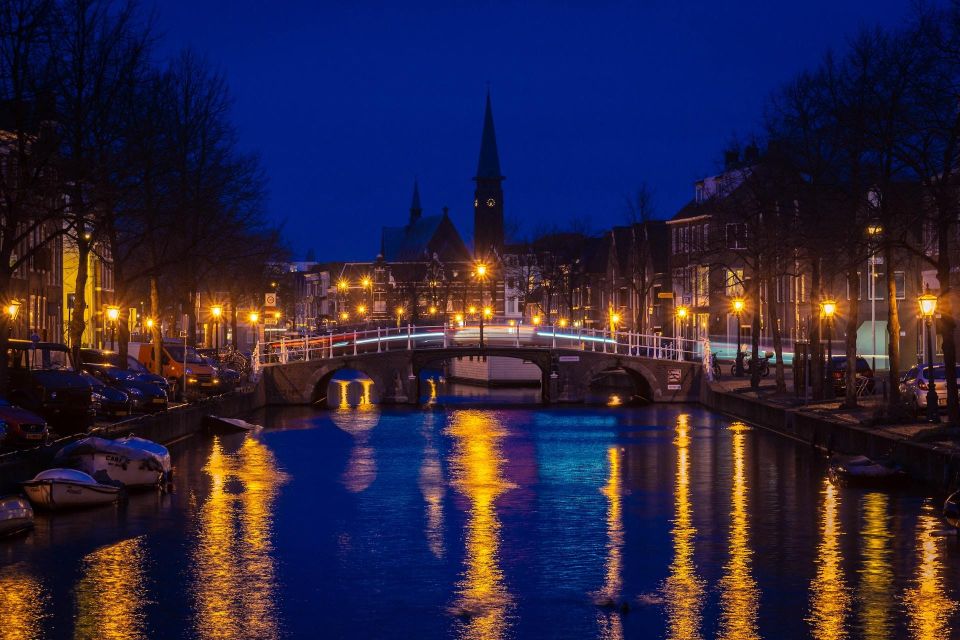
[701, 379, 960, 490]
[0, 380, 266, 493]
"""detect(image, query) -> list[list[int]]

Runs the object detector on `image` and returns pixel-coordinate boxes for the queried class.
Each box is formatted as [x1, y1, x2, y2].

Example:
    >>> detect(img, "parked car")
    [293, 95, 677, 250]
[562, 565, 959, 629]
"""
[828, 355, 875, 395]
[79, 363, 168, 413]
[80, 348, 171, 396]
[7, 340, 94, 433]
[127, 342, 218, 398]
[899, 364, 960, 417]
[197, 354, 238, 393]
[80, 372, 131, 418]
[0, 398, 49, 446]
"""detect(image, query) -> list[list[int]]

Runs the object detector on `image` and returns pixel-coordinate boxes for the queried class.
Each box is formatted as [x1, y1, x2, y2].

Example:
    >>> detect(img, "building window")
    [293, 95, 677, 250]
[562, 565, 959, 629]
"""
[695, 266, 709, 307]
[894, 271, 906, 300]
[869, 272, 884, 301]
[846, 272, 862, 301]
[726, 223, 747, 250]
[725, 268, 744, 297]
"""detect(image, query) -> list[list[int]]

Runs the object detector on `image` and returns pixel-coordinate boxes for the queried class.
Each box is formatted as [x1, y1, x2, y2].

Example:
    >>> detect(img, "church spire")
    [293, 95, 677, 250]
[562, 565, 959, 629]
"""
[409, 178, 422, 224]
[475, 90, 502, 179]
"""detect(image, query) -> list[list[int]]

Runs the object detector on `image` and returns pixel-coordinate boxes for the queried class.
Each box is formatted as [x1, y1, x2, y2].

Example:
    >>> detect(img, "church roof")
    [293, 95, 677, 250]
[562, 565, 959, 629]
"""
[381, 212, 471, 263]
[476, 92, 502, 179]
[410, 179, 422, 211]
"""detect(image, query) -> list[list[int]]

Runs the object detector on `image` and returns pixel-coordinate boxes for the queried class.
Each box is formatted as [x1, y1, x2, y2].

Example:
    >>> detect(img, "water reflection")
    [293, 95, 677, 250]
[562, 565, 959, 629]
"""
[192, 436, 288, 640]
[0, 564, 48, 640]
[446, 410, 514, 639]
[662, 413, 704, 640]
[717, 422, 759, 640]
[331, 379, 379, 493]
[858, 493, 893, 640]
[419, 412, 446, 558]
[807, 478, 850, 640]
[593, 447, 625, 639]
[903, 503, 957, 639]
[75, 536, 149, 640]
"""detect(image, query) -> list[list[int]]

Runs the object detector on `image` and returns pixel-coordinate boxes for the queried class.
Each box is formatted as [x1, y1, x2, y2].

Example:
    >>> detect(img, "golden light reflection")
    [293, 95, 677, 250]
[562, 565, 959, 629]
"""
[192, 436, 288, 640]
[593, 447, 625, 640]
[662, 413, 704, 640]
[857, 492, 893, 640]
[607, 394, 622, 407]
[330, 378, 380, 493]
[427, 377, 438, 404]
[419, 414, 445, 558]
[0, 564, 48, 640]
[718, 422, 759, 640]
[903, 504, 958, 639]
[807, 478, 850, 640]
[75, 536, 149, 640]
[446, 410, 514, 639]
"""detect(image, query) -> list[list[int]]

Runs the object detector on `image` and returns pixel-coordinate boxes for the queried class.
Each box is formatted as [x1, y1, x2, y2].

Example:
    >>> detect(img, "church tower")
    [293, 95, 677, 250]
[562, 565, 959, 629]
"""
[473, 91, 505, 259]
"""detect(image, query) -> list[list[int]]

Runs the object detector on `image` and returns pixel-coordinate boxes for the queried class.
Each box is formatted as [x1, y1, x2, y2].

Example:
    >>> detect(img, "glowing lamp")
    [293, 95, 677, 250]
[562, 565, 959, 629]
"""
[106, 306, 120, 322]
[476, 263, 487, 277]
[732, 298, 745, 314]
[248, 312, 259, 324]
[532, 315, 542, 325]
[5, 301, 20, 320]
[210, 304, 223, 319]
[919, 292, 938, 318]
[820, 299, 837, 319]
[483, 306, 492, 318]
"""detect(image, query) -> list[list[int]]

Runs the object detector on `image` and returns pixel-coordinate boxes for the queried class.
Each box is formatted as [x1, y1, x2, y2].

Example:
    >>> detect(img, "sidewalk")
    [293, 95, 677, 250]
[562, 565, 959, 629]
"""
[709, 367, 960, 453]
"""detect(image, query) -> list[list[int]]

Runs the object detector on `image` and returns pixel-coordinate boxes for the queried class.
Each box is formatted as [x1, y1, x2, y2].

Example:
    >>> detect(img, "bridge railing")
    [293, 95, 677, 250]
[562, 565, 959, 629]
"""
[256, 323, 704, 366]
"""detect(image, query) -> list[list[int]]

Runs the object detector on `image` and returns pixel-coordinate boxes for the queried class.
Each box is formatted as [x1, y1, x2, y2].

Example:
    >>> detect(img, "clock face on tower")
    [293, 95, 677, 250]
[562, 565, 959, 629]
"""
[486, 198, 496, 207]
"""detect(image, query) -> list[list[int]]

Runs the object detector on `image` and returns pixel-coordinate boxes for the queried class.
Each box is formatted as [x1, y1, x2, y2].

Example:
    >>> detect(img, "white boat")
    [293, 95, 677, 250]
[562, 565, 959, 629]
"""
[115, 435, 172, 479]
[55, 436, 165, 488]
[945, 491, 960, 530]
[21, 469, 120, 510]
[0, 495, 33, 536]
[203, 415, 262, 434]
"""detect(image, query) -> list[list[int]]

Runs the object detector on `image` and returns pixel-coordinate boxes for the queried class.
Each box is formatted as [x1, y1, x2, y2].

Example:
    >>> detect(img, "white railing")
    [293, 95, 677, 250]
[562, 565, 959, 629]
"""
[256, 322, 704, 367]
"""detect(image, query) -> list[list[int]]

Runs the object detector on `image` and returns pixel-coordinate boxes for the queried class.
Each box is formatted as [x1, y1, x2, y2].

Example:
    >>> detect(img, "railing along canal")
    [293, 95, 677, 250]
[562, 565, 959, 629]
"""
[255, 318, 704, 369]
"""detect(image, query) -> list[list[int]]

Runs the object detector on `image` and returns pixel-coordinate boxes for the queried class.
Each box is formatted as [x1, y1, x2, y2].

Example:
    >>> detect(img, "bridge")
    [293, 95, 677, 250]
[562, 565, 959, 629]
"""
[255, 322, 704, 406]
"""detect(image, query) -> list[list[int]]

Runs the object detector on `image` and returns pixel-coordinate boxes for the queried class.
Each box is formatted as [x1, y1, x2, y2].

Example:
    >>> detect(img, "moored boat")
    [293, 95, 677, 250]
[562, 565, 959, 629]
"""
[828, 454, 905, 488]
[944, 491, 960, 530]
[55, 436, 165, 488]
[21, 469, 120, 510]
[115, 435, 172, 481]
[203, 414, 261, 434]
[0, 495, 33, 537]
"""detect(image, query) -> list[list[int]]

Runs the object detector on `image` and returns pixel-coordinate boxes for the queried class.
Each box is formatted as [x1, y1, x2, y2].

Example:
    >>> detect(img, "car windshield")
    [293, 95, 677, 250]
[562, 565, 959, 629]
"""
[920, 366, 953, 381]
[106, 368, 137, 381]
[126, 356, 148, 373]
[165, 345, 204, 365]
[81, 372, 104, 388]
[10, 346, 74, 372]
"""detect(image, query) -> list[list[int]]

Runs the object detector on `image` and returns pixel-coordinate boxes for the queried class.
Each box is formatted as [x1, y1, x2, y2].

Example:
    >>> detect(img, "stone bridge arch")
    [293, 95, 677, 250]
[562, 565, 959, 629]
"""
[308, 362, 388, 406]
[574, 357, 659, 403]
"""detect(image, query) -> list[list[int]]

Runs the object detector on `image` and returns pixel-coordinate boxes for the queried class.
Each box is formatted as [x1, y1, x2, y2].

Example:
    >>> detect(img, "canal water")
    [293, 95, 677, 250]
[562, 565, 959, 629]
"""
[1, 389, 958, 638]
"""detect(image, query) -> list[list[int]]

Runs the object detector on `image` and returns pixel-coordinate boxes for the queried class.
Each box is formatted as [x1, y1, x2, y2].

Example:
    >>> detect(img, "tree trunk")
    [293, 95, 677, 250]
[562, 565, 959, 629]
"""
[810, 259, 823, 401]
[230, 295, 239, 349]
[186, 290, 198, 348]
[885, 243, 901, 406]
[750, 278, 762, 390]
[150, 275, 163, 376]
[767, 275, 786, 393]
[843, 269, 860, 408]
[934, 214, 958, 425]
[118, 309, 131, 364]
[70, 240, 92, 366]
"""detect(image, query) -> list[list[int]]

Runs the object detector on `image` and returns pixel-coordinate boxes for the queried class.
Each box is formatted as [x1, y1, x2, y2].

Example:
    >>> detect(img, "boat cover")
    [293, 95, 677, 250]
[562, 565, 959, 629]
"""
[116, 436, 171, 471]
[56, 437, 165, 470]
[31, 468, 98, 484]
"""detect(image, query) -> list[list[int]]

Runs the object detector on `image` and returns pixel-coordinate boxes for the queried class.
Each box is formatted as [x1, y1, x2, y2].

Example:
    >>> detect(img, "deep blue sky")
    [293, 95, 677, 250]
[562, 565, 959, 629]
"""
[155, 1, 912, 261]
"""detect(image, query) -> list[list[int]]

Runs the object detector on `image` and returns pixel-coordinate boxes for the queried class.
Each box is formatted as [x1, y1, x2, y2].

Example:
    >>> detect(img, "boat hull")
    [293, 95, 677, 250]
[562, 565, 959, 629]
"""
[22, 480, 119, 510]
[945, 491, 960, 530]
[67, 452, 162, 488]
[0, 496, 33, 537]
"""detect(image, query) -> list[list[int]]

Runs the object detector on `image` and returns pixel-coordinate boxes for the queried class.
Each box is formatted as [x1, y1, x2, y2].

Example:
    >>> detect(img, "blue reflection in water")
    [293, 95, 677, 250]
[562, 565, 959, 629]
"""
[0, 404, 957, 638]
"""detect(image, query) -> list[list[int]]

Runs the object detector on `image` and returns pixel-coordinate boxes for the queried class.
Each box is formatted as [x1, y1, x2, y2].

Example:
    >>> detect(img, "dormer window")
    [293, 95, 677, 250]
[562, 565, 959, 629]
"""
[695, 184, 705, 204]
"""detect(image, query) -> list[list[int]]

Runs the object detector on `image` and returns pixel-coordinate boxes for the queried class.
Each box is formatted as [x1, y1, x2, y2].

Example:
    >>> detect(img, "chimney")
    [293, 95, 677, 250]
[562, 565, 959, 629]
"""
[743, 143, 760, 163]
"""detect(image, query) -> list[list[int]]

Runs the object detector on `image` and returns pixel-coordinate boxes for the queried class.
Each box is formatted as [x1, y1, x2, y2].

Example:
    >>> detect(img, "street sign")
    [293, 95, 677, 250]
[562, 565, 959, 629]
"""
[667, 368, 682, 390]
[265, 293, 277, 307]
[657, 292, 674, 299]
[558, 355, 580, 362]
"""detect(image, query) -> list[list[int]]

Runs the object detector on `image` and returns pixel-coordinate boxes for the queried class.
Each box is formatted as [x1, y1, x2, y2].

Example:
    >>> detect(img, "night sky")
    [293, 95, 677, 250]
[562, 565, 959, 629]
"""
[155, 0, 911, 261]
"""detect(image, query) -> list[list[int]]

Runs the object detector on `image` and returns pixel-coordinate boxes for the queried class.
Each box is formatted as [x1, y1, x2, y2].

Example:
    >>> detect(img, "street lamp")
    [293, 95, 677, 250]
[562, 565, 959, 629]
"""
[106, 305, 120, 350]
[919, 289, 940, 423]
[866, 223, 883, 371]
[532, 315, 542, 326]
[455, 313, 464, 326]
[248, 311, 259, 352]
[475, 262, 489, 348]
[210, 304, 223, 352]
[820, 299, 837, 399]
[6, 300, 20, 337]
[559, 318, 569, 328]
[732, 297, 745, 376]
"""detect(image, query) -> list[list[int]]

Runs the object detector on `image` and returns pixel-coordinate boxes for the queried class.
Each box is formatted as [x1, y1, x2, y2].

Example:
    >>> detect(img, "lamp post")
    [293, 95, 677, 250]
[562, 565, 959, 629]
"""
[820, 299, 837, 400]
[476, 262, 488, 348]
[609, 310, 621, 354]
[867, 223, 882, 371]
[919, 289, 940, 423]
[732, 298, 745, 376]
[361, 276, 372, 323]
[676, 305, 688, 360]
[396, 306, 404, 329]
[6, 300, 20, 338]
[210, 304, 223, 352]
[248, 311, 259, 352]
[106, 305, 120, 351]
[337, 279, 349, 321]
